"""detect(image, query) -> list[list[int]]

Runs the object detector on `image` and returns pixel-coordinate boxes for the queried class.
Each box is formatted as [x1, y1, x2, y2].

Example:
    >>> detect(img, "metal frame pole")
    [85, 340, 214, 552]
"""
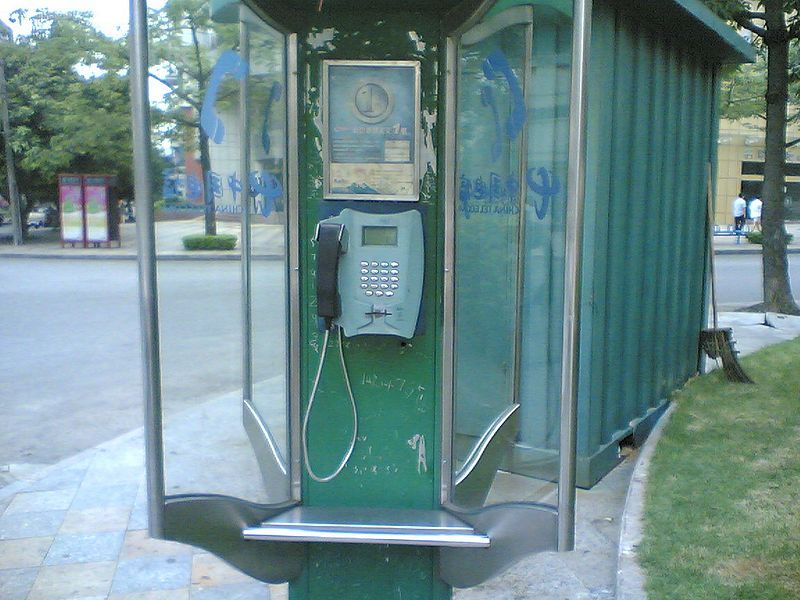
[129, 0, 166, 538]
[558, 0, 592, 552]
[239, 9, 253, 410]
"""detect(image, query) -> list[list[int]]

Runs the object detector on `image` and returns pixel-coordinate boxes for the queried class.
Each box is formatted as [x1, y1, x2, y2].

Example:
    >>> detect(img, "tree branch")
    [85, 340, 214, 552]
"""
[733, 14, 768, 38]
[147, 71, 200, 110]
[786, 137, 800, 149]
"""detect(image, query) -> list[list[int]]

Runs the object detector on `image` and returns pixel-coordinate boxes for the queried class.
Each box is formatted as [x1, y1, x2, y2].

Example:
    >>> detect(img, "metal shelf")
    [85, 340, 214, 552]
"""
[242, 506, 490, 547]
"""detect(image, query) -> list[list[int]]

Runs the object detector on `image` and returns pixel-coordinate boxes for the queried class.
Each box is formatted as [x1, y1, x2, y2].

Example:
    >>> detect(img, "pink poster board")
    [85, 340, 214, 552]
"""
[59, 183, 84, 243]
[84, 185, 109, 242]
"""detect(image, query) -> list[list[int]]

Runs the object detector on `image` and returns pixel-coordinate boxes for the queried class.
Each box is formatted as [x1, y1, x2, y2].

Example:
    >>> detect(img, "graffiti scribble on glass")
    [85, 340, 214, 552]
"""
[459, 168, 560, 220]
[200, 50, 248, 144]
[460, 49, 561, 219]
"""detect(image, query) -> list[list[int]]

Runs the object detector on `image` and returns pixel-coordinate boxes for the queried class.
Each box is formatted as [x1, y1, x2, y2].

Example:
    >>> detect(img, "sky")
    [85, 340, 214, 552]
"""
[0, 0, 165, 39]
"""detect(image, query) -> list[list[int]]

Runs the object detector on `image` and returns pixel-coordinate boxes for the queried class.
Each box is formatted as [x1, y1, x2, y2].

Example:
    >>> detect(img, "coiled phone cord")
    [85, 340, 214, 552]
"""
[301, 326, 358, 483]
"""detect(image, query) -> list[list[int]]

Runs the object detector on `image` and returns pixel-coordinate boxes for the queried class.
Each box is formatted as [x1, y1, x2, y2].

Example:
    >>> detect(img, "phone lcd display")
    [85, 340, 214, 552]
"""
[362, 226, 398, 246]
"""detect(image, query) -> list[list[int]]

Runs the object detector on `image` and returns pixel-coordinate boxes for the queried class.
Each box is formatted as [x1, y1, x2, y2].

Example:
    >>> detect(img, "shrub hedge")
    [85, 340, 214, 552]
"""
[182, 233, 238, 251]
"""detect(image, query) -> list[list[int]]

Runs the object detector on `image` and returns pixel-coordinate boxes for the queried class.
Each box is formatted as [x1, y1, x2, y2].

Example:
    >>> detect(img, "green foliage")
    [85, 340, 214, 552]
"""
[745, 229, 794, 244]
[181, 233, 237, 250]
[0, 9, 134, 207]
[640, 336, 800, 599]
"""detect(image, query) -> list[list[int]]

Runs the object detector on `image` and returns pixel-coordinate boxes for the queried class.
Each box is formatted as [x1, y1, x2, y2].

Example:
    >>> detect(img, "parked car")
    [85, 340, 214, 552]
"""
[26, 205, 57, 229]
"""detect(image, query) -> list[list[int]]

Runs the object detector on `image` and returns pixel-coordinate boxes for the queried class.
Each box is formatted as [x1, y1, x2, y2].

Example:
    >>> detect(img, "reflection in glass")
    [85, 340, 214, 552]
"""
[155, 2, 290, 504]
[451, 5, 572, 509]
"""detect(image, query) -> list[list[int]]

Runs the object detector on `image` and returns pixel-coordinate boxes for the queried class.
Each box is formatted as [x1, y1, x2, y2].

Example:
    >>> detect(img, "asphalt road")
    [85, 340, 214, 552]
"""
[0, 253, 796, 484]
[715, 253, 800, 310]
[0, 258, 286, 482]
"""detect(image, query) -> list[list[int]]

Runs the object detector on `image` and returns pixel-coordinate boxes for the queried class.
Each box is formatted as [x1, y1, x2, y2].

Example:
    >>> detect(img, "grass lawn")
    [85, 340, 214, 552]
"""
[640, 336, 800, 600]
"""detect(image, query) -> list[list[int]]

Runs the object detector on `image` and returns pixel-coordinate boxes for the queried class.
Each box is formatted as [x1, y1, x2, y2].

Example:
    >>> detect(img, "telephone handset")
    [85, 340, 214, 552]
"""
[303, 208, 424, 482]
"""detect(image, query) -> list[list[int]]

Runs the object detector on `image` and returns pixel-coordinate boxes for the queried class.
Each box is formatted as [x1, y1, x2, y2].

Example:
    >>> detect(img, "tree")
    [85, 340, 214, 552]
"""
[707, 0, 800, 315]
[0, 9, 134, 229]
[148, 0, 238, 236]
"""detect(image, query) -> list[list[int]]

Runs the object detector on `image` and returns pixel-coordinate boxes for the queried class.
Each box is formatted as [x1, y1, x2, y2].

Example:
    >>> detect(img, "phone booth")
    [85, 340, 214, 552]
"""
[129, 0, 589, 597]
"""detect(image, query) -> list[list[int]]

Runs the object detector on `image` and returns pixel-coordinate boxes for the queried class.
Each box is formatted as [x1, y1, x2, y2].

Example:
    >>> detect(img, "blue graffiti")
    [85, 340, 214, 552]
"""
[459, 167, 560, 220]
[185, 174, 203, 201]
[481, 49, 526, 162]
[200, 50, 249, 144]
[526, 167, 560, 220]
[261, 81, 283, 155]
[205, 171, 224, 201]
[228, 172, 244, 202]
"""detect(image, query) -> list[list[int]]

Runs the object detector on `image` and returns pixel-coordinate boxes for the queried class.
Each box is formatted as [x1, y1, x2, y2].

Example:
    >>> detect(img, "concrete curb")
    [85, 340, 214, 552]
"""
[615, 402, 676, 600]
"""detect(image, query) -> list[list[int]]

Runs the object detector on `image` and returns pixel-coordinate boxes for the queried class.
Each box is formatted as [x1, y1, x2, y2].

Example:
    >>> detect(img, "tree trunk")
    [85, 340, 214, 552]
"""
[198, 129, 216, 236]
[761, 0, 800, 314]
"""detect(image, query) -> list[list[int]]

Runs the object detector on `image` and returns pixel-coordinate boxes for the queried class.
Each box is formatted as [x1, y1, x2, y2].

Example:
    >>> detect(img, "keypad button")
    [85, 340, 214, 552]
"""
[390, 269, 399, 275]
[375, 290, 384, 296]
[380, 284, 389, 289]
[360, 261, 369, 267]
[370, 276, 378, 282]
[380, 269, 389, 275]
[361, 276, 369, 282]
[370, 269, 379, 274]
[390, 284, 399, 289]
[370, 284, 378, 289]
[361, 268, 369, 274]
[380, 262, 389, 267]
[370, 261, 379, 267]
[390, 261, 399, 267]
[365, 290, 374, 296]
[385, 291, 394, 297]
[360, 284, 368, 289]
[390, 276, 399, 282]
[380, 276, 389, 282]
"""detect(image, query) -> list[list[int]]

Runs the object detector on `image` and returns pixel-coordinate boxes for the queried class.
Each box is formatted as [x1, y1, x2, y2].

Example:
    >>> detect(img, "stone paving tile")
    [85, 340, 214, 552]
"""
[70, 483, 139, 511]
[191, 553, 253, 587]
[0, 509, 65, 540]
[190, 581, 272, 599]
[111, 554, 193, 595]
[3, 489, 76, 514]
[0, 566, 39, 600]
[43, 530, 125, 566]
[59, 506, 132, 534]
[109, 590, 190, 600]
[0, 537, 53, 569]
[22, 463, 89, 493]
[27, 560, 116, 599]
[128, 504, 148, 530]
[120, 529, 194, 559]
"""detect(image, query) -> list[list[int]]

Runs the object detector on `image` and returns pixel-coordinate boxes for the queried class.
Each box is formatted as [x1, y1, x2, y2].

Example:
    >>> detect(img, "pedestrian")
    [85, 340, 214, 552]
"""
[732, 192, 747, 231]
[749, 196, 762, 232]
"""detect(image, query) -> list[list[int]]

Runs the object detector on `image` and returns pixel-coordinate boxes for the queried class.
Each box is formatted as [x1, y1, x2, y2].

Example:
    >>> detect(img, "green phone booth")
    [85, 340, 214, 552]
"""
[130, 0, 591, 597]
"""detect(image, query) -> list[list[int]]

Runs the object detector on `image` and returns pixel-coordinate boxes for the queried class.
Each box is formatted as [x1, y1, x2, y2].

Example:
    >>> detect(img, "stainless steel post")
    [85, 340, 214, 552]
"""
[239, 10, 252, 407]
[129, 0, 165, 538]
[558, 0, 592, 552]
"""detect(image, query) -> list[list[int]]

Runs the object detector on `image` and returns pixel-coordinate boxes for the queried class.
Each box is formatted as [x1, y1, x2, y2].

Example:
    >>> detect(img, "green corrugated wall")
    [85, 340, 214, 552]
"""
[576, 0, 718, 486]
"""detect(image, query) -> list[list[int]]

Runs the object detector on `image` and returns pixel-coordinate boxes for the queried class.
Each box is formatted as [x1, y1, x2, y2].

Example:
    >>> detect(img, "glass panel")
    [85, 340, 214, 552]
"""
[153, 1, 289, 503]
[451, 3, 572, 509]
[246, 11, 290, 504]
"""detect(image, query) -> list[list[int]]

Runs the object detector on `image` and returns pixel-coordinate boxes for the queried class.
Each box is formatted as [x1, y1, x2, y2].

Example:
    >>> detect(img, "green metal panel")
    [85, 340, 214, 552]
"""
[292, 12, 448, 600]
[575, 0, 744, 486]
[578, 0, 616, 456]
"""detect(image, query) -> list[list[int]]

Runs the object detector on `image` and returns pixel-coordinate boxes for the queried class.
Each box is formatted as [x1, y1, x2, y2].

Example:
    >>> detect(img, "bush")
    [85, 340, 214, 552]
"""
[745, 230, 794, 245]
[182, 233, 238, 251]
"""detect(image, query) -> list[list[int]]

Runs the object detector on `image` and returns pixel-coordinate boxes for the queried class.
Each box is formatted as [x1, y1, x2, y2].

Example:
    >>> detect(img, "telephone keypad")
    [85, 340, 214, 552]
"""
[360, 257, 402, 297]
